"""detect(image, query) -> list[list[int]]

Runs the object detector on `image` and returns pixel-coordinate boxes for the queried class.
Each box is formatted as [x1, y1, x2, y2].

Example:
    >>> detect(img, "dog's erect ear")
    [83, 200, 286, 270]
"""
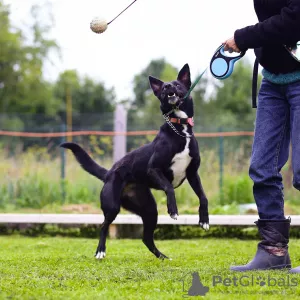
[177, 64, 191, 89]
[149, 76, 164, 97]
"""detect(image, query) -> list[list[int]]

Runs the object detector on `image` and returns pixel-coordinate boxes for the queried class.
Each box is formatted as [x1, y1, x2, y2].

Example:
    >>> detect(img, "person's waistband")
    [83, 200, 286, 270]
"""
[262, 69, 300, 85]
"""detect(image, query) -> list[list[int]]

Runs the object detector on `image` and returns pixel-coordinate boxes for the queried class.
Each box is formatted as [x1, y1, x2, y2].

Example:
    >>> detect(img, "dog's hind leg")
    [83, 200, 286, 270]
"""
[122, 185, 169, 259]
[95, 172, 125, 260]
[186, 159, 209, 231]
[142, 212, 169, 259]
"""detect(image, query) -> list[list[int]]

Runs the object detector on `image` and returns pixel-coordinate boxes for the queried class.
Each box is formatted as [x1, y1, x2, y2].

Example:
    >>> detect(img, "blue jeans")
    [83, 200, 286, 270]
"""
[250, 78, 300, 220]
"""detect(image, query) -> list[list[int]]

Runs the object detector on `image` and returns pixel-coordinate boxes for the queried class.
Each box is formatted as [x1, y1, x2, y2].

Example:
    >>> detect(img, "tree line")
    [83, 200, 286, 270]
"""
[0, 0, 260, 133]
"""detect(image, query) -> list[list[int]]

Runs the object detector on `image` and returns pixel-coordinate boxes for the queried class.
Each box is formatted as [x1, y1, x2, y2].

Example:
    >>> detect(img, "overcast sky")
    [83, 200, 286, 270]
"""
[5, 0, 258, 100]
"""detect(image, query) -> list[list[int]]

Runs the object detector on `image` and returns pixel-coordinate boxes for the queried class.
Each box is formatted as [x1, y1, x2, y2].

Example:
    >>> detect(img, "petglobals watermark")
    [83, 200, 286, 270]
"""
[212, 275, 298, 288]
[179, 272, 299, 297]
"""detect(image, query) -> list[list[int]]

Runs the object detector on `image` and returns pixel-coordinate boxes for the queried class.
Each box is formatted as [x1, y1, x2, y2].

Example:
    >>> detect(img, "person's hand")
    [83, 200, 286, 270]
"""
[223, 37, 240, 53]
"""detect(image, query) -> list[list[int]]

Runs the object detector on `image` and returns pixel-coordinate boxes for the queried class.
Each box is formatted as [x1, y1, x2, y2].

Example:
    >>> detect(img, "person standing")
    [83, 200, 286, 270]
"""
[223, 0, 300, 272]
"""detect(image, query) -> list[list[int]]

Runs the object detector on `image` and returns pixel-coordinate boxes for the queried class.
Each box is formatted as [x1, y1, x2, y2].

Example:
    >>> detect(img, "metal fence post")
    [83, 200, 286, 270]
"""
[111, 104, 127, 238]
[60, 123, 66, 202]
[113, 104, 127, 163]
[219, 127, 224, 205]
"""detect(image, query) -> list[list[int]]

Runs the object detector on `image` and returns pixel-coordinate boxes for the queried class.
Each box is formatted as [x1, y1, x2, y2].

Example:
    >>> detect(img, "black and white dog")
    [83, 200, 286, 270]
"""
[61, 64, 209, 259]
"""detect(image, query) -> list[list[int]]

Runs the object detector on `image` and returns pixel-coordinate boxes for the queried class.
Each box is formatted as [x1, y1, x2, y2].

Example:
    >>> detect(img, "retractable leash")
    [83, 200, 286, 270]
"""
[184, 44, 246, 99]
[210, 45, 246, 80]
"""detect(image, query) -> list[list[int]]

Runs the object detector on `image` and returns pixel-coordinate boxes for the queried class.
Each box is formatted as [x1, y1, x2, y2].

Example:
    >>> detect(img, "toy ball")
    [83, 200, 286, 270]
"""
[90, 18, 108, 34]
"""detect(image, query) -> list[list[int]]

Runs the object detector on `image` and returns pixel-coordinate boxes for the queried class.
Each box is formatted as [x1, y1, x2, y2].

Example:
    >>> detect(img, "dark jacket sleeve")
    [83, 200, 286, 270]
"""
[234, 0, 300, 51]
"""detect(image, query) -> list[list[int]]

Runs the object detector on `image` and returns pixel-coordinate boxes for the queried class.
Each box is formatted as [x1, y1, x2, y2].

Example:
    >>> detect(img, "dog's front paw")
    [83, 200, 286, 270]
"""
[199, 222, 209, 231]
[170, 213, 178, 220]
[168, 202, 178, 220]
[95, 251, 106, 260]
[199, 212, 209, 231]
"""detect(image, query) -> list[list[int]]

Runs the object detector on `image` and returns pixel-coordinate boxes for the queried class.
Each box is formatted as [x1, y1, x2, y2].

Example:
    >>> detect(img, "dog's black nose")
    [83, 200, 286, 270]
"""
[165, 83, 172, 89]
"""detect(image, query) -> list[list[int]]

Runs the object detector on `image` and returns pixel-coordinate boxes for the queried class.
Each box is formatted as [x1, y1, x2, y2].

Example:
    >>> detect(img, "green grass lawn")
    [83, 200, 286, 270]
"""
[1, 237, 300, 299]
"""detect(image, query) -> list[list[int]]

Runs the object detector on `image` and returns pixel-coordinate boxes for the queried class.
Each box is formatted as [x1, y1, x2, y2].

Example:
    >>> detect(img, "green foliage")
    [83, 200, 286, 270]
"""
[0, 1, 59, 116]
[0, 0, 116, 132]
[128, 59, 179, 130]
[132, 58, 168, 107]
[154, 225, 259, 240]
[0, 147, 103, 209]
[208, 60, 261, 130]
[3, 223, 300, 240]
[209, 203, 240, 214]
[220, 174, 254, 205]
[53, 70, 115, 117]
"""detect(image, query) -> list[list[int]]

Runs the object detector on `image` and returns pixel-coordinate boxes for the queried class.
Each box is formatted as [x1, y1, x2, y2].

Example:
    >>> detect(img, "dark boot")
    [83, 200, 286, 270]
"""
[290, 266, 300, 273]
[230, 218, 291, 271]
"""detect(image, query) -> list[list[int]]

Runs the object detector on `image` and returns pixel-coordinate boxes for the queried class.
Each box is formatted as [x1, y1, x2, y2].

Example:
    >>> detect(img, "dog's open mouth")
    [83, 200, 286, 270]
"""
[168, 92, 179, 105]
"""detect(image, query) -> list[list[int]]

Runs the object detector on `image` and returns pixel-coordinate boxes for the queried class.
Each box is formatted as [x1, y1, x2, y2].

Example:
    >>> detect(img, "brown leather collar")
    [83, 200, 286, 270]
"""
[169, 117, 194, 127]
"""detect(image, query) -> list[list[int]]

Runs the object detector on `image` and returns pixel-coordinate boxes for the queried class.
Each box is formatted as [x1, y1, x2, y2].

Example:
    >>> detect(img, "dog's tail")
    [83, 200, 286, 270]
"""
[60, 142, 108, 181]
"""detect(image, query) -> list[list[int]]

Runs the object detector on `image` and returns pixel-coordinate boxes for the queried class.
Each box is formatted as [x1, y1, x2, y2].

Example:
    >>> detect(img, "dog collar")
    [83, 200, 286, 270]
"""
[163, 105, 194, 127]
[163, 109, 194, 138]
[169, 117, 194, 127]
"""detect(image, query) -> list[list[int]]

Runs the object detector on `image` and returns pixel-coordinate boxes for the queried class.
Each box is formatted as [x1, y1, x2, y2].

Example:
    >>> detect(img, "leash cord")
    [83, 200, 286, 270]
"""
[108, 0, 139, 25]
[184, 68, 207, 99]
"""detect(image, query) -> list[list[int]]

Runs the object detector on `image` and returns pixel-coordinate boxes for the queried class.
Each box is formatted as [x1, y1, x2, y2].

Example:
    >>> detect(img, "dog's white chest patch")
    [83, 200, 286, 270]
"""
[170, 110, 192, 188]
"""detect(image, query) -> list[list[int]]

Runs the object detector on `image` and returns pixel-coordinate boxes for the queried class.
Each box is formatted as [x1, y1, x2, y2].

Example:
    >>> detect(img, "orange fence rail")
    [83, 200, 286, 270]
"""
[0, 130, 254, 138]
